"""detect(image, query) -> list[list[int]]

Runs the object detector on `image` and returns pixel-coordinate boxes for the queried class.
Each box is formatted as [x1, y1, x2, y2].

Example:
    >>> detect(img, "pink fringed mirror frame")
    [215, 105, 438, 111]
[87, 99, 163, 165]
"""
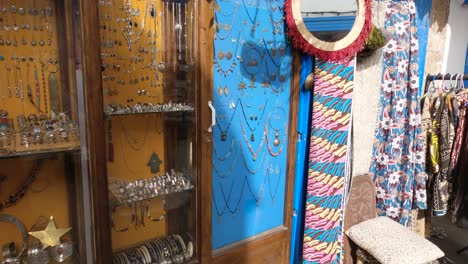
[285, 0, 372, 61]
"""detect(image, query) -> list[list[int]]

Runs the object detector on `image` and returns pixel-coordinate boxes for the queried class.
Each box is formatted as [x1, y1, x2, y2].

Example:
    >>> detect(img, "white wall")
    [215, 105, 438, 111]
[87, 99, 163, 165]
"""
[301, 0, 357, 16]
[444, 1, 468, 73]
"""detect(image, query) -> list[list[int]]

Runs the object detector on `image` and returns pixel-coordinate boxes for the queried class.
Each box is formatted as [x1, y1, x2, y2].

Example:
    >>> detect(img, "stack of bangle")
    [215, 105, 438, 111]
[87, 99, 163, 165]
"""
[112, 234, 193, 264]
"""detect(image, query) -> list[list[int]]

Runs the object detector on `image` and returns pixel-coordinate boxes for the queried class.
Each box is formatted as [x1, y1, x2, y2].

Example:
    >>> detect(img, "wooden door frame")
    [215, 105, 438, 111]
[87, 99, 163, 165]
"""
[198, 1, 299, 262]
[75, 0, 112, 262]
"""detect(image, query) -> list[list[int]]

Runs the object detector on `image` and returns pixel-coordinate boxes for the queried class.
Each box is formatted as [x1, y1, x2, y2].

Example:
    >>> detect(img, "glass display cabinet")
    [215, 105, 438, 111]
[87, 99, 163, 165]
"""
[97, 0, 200, 262]
[0, 0, 295, 262]
[0, 0, 90, 263]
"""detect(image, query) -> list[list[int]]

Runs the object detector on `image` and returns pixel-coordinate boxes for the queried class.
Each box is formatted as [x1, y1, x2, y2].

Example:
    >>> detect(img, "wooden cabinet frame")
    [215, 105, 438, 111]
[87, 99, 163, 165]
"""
[76, 0, 299, 262]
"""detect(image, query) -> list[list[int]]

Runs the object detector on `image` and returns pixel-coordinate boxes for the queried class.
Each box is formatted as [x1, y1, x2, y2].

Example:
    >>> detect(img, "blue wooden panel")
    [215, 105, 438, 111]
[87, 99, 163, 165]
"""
[211, 0, 292, 250]
[304, 16, 356, 32]
[465, 45, 468, 73]
[290, 55, 314, 264]
[415, 0, 432, 96]
[465, 44, 468, 87]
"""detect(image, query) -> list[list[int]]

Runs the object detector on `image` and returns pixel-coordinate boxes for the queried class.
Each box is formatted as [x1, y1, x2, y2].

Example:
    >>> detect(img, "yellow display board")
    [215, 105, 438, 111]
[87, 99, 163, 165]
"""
[0, 157, 73, 250]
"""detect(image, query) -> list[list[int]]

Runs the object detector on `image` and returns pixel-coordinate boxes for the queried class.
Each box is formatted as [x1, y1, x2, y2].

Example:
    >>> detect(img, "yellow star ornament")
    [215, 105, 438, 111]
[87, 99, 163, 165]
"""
[28, 216, 72, 248]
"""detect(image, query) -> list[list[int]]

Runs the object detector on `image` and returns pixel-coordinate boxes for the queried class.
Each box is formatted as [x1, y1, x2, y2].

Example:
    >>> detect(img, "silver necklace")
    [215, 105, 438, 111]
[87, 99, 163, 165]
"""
[118, 0, 148, 50]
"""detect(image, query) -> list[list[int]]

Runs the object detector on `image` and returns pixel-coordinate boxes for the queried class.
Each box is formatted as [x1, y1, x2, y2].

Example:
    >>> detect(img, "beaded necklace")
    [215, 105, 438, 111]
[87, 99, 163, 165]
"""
[240, 121, 266, 160]
[0, 159, 44, 210]
[214, 33, 241, 77]
[264, 122, 286, 157]
[240, 143, 266, 174]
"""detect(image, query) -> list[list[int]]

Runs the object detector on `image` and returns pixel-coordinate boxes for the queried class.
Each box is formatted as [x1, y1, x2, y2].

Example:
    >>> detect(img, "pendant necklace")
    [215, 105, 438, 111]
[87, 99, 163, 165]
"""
[33, 63, 41, 108]
[240, 142, 266, 175]
[6, 64, 12, 97]
[244, 174, 265, 206]
[267, 166, 281, 204]
[215, 98, 239, 141]
[13, 60, 20, 98]
[265, 122, 286, 157]
[219, 180, 246, 217]
[241, 0, 259, 31]
[26, 63, 33, 105]
[239, 98, 267, 141]
[212, 187, 232, 223]
[261, 38, 287, 69]
[240, 120, 265, 161]
[268, 106, 287, 147]
[264, 59, 287, 95]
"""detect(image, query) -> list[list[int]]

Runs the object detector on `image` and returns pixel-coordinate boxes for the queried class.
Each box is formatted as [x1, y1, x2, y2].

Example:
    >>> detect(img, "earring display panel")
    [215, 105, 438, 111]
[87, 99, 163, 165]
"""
[99, 0, 197, 261]
[211, 0, 292, 250]
[100, 0, 195, 116]
[0, 0, 80, 157]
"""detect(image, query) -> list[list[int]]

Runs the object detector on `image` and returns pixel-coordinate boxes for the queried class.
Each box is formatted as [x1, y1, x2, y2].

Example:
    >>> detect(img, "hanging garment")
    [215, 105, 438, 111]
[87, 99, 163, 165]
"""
[450, 101, 468, 224]
[450, 100, 466, 174]
[369, 0, 427, 226]
[428, 94, 456, 216]
[302, 58, 354, 264]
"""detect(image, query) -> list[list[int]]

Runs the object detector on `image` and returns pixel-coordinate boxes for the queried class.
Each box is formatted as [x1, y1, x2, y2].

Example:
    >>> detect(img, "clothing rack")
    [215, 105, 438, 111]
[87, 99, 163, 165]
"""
[424, 73, 468, 256]
[426, 73, 468, 80]
[423, 73, 468, 94]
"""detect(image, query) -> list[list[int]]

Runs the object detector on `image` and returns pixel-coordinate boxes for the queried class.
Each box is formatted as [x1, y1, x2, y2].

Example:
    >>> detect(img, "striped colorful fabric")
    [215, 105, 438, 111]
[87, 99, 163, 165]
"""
[303, 59, 354, 264]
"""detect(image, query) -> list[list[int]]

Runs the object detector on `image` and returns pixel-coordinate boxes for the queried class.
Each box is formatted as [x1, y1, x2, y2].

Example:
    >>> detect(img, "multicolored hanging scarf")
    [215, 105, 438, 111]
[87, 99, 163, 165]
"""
[303, 58, 354, 264]
[369, 0, 427, 226]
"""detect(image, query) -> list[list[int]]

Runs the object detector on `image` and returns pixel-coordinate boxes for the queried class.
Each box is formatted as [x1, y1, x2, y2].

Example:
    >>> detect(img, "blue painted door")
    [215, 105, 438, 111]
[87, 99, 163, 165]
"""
[465, 44, 468, 86]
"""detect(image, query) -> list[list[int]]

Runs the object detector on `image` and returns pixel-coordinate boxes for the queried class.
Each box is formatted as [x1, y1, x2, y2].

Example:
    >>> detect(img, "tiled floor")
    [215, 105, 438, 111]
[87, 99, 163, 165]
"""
[430, 216, 468, 264]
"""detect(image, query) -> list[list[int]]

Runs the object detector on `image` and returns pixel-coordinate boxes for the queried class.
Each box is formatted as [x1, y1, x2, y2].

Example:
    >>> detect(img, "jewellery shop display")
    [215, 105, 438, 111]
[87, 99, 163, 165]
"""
[100, 0, 195, 104]
[0, 159, 44, 210]
[109, 169, 194, 204]
[0, 110, 13, 153]
[265, 107, 287, 156]
[112, 234, 194, 264]
[239, 99, 267, 141]
[0, 111, 79, 156]
[0, 215, 74, 264]
[0, 214, 28, 264]
[0, 0, 59, 114]
[104, 102, 194, 116]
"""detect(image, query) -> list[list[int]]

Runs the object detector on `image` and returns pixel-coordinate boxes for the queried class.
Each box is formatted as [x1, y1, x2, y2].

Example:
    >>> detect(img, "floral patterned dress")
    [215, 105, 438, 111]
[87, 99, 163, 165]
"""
[369, 0, 428, 226]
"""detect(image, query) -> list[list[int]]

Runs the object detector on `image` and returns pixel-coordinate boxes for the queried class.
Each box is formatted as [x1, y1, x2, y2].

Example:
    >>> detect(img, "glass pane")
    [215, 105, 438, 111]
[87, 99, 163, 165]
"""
[98, 0, 197, 262]
[0, 0, 87, 263]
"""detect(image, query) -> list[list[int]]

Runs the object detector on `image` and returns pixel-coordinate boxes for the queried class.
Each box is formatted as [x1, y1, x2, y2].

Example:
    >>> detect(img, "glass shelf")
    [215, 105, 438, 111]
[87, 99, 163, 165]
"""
[104, 103, 194, 116]
[0, 146, 80, 160]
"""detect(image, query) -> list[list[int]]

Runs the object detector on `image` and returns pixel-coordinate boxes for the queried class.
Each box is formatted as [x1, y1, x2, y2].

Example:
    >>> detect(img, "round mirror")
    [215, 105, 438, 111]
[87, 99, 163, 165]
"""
[301, 0, 357, 42]
[285, 0, 371, 61]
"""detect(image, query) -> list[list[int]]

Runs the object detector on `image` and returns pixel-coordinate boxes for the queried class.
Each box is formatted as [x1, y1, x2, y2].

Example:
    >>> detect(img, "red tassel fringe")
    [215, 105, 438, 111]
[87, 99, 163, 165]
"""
[285, 0, 372, 62]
